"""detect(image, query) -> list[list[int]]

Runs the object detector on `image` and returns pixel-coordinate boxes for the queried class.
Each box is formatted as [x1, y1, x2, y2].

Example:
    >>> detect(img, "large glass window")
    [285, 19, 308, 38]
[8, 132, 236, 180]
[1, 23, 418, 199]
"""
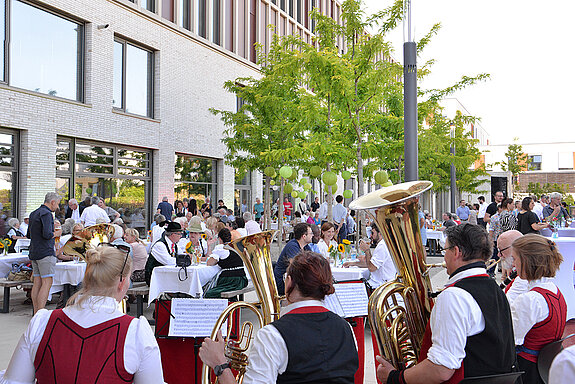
[234, 170, 251, 216]
[0, 129, 19, 220]
[113, 38, 154, 118]
[174, 154, 218, 209]
[1, 0, 5, 82]
[4, 0, 83, 100]
[56, 138, 152, 235]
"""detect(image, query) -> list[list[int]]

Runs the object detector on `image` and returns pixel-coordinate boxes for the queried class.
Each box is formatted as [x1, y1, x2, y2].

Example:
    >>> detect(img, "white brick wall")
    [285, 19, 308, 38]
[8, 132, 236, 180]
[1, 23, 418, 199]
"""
[0, 0, 263, 217]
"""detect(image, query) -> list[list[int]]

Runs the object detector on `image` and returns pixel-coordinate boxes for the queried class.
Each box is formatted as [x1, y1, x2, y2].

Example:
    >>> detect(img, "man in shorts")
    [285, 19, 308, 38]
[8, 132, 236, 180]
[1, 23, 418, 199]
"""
[28, 192, 61, 314]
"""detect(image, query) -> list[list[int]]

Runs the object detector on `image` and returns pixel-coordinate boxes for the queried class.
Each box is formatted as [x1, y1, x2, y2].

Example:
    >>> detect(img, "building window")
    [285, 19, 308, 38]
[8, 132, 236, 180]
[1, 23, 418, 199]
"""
[2, 0, 83, 101]
[113, 38, 154, 118]
[56, 137, 152, 235]
[0, 129, 19, 219]
[179, 0, 191, 29]
[212, 0, 221, 45]
[162, 0, 174, 22]
[234, 169, 251, 216]
[141, 0, 155, 12]
[174, 154, 218, 210]
[529, 155, 542, 171]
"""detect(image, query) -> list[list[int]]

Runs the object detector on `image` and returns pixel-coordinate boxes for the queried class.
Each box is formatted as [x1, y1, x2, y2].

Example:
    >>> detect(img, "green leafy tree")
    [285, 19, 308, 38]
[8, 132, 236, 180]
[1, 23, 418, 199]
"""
[497, 138, 529, 198]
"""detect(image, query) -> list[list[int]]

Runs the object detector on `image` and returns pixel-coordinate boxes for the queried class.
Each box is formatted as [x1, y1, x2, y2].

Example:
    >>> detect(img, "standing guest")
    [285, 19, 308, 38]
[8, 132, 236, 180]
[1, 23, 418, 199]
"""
[200, 196, 212, 216]
[318, 194, 332, 225]
[283, 197, 293, 221]
[78, 196, 91, 213]
[297, 198, 308, 215]
[468, 204, 479, 225]
[217, 199, 228, 211]
[174, 200, 187, 217]
[456, 200, 470, 223]
[64, 199, 81, 221]
[1, 244, 164, 383]
[316, 222, 337, 258]
[188, 198, 198, 216]
[488, 204, 503, 276]
[156, 196, 174, 220]
[204, 228, 248, 299]
[124, 228, 148, 282]
[98, 199, 120, 223]
[543, 192, 569, 222]
[532, 195, 544, 221]
[333, 195, 348, 243]
[28, 192, 61, 314]
[253, 197, 264, 223]
[484, 191, 504, 225]
[343, 222, 396, 291]
[243, 212, 261, 235]
[517, 197, 549, 235]
[19, 213, 30, 238]
[477, 196, 488, 227]
[80, 196, 110, 226]
[144, 222, 184, 285]
[273, 223, 313, 295]
[376, 224, 517, 383]
[200, 251, 358, 383]
[151, 214, 166, 243]
[240, 199, 248, 214]
[310, 196, 320, 212]
[500, 198, 518, 232]
[510, 234, 566, 384]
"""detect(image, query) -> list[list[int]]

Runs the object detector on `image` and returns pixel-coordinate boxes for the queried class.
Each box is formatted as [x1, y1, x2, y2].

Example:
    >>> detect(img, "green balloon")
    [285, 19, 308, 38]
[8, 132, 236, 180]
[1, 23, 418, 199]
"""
[279, 166, 293, 179]
[324, 184, 337, 194]
[264, 166, 276, 178]
[284, 183, 293, 194]
[299, 178, 307, 186]
[291, 191, 299, 198]
[374, 170, 389, 185]
[269, 180, 275, 185]
[322, 171, 337, 186]
[303, 182, 312, 191]
[288, 170, 298, 181]
[343, 189, 353, 199]
[298, 191, 307, 199]
[383, 181, 393, 187]
[342, 171, 351, 180]
[310, 166, 322, 178]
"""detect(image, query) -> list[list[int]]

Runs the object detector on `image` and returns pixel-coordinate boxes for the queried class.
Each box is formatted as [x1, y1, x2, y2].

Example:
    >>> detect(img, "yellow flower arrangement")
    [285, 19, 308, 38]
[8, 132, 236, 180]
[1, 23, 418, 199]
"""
[338, 244, 345, 253]
[201, 233, 207, 240]
[328, 244, 334, 252]
[185, 241, 193, 254]
[342, 239, 351, 245]
[0, 239, 11, 253]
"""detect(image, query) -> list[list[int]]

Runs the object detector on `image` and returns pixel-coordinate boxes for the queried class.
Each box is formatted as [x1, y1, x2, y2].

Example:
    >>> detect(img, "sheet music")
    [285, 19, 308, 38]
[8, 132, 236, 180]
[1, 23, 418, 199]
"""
[169, 298, 228, 338]
[323, 283, 368, 318]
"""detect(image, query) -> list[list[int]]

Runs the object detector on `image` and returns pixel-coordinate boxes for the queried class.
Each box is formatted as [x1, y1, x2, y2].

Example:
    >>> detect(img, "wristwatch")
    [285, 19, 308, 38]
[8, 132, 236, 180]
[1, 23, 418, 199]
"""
[214, 362, 230, 377]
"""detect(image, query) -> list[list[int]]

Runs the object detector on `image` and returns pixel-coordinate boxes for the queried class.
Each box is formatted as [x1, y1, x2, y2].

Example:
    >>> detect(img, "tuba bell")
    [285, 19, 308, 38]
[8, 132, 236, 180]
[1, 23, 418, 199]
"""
[350, 180, 434, 369]
[201, 230, 281, 383]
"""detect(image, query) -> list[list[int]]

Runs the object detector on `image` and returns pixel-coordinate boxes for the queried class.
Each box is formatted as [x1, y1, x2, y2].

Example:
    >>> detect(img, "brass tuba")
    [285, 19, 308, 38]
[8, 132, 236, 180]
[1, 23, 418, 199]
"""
[349, 180, 434, 369]
[201, 230, 281, 383]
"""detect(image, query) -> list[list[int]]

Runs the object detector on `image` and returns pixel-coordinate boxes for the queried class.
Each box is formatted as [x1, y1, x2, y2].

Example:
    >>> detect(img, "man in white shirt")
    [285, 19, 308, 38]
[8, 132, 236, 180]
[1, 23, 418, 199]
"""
[80, 196, 110, 226]
[477, 196, 487, 228]
[532, 195, 544, 221]
[144, 222, 184, 285]
[377, 223, 517, 384]
[497, 230, 528, 305]
[318, 194, 332, 224]
[243, 212, 261, 235]
[332, 195, 348, 243]
[65, 199, 81, 222]
[343, 223, 396, 290]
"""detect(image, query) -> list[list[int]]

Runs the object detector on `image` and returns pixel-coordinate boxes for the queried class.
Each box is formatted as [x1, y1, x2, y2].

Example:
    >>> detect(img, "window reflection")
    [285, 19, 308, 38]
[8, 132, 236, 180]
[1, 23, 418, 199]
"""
[10, 0, 82, 101]
[113, 41, 123, 108]
[174, 154, 218, 208]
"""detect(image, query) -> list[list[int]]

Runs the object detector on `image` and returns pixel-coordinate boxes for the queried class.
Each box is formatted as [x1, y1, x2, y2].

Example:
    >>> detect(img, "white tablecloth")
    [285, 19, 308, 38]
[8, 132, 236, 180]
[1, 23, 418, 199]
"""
[148, 264, 221, 305]
[14, 239, 30, 253]
[0, 253, 29, 277]
[49, 261, 87, 298]
[331, 266, 369, 282]
[545, 237, 575, 320]
[541, 228, 575, 238]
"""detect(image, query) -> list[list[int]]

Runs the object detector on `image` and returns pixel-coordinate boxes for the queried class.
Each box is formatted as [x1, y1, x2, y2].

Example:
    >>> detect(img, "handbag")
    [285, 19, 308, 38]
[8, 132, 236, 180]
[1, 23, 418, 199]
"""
[130, 269, 146, 282]
[7, 263, 32, 281]
[176, 254, 191, 268]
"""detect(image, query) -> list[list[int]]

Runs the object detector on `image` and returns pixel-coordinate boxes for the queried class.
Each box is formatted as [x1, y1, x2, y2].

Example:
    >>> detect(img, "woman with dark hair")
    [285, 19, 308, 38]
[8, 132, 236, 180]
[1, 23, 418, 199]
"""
[517, 197, 549, 235]
[499, 198, 518, 232]
[200, 251, 358, 383]
[203, 228, 248, 298]
[174, 200, 186, 217]
[317, 222, 337, 258]
[188, 198, 198, 216]
[511, 234, 567, 384]
[2, 244, 164, 382]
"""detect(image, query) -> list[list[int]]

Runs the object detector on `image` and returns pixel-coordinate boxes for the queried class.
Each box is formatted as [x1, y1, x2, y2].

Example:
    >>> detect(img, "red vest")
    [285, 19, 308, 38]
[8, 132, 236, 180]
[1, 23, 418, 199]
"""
[34, 309, 135, 383]
[518, 287, 567, 363]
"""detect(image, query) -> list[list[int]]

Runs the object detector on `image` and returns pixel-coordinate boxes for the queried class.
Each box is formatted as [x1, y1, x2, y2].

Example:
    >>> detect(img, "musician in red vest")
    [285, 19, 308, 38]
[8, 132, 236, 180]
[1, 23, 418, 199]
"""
[2, 244, 164, 383]
[510, 234, 567, 384]
[377, 223, 518, 384]
[199, 250, 358, 383]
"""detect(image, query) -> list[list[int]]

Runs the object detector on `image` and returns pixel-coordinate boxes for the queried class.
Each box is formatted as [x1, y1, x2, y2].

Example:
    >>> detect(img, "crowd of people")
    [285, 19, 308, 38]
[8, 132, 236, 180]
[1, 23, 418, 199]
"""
[1, 190, 574, 383]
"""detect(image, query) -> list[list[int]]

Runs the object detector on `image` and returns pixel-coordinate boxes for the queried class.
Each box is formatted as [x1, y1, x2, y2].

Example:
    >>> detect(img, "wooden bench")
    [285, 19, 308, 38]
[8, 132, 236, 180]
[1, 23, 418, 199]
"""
[127, 283, 150, 318]
[0, 279, 31, 313]
[220, 283, 255, 301]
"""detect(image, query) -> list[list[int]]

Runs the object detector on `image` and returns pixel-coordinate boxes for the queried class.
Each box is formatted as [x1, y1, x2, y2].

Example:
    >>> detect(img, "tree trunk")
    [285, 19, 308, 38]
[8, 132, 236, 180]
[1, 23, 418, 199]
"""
[264, 175, 271, 231]
[278, 177, 285, 252]
[326, 163, 333, 223]
[356, 138, 365, 238]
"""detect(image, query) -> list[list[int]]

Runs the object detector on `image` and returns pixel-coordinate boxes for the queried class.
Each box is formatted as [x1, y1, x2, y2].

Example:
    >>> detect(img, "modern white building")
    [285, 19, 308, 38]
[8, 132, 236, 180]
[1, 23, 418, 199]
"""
[0, 0, 344, 228]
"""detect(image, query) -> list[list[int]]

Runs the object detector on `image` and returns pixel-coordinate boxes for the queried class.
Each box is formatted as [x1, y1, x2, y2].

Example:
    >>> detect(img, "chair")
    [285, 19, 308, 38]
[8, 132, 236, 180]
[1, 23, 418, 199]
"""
[537, 333, 575, 384]
[459, 371, 523, 384]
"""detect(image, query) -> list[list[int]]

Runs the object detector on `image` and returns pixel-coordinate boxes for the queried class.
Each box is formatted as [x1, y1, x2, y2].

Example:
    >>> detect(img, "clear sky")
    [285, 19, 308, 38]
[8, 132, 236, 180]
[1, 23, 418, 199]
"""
[362, 0, 575, 145]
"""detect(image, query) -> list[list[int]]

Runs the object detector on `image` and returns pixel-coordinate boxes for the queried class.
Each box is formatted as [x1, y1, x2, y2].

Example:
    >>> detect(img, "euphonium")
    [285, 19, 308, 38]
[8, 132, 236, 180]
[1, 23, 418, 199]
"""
[201, 230, 281, 384]
[349, 180, 434, 369]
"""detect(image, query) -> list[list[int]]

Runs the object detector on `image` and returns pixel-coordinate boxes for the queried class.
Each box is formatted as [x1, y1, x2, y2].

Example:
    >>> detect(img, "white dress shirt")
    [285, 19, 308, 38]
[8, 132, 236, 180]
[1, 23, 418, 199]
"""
[237, 228, 248, 237]
[478, 202, 488, 219]
[80, 205, 110, 226]
[245, 220, 261, 235]
[505, 276, 529, 305]
[332, 203, 347, 225]
[71, 207, 80, 222]
[316, 239, 337, 258]
[150, 236, 177, 266]
[19, 222, 28, 237]
[426, 267, 487, 370]
[510, 277, 557, 345]
[532, 202, 544, 220]
[367, 240, 397, 289]
[0, 296, 164, 384]
[318, 202, 331, 221]
[151, 225, 165, 244]
[550, 344, 575, 384]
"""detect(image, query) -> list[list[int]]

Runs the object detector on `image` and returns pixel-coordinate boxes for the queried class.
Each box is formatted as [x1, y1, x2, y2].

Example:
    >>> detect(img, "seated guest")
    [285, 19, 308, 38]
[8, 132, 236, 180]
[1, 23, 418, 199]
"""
[151, 214, 166, 243]
[200, 251, 358, 382]
[1, 244, 164, 382]
[144, 222, 184, 285]
[273, 223, 313, 295]
[124, 228, 148, 283]
[343, 222, 396, 290]
[243, 212, 261, 235]
[6, 217, 26, 253]
[510, 234, 566, 384]
[80, 196, 110, 226]
[186, 216, 209, 260]
[204, 228, 248, 299]
[497, 230, 528, 304]
[316, 222, 337, 258]
[64, 198, 81, 221]
[235, 217, 247, 237]
[377, 223, 517, 383]
[439, 212, 456, 230]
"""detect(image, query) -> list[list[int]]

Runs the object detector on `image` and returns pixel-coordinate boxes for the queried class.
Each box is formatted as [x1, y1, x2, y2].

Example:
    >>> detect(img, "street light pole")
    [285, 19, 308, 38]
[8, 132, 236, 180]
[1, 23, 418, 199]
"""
[403, 0, 418, 182]
[450, 126, 457, 212]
